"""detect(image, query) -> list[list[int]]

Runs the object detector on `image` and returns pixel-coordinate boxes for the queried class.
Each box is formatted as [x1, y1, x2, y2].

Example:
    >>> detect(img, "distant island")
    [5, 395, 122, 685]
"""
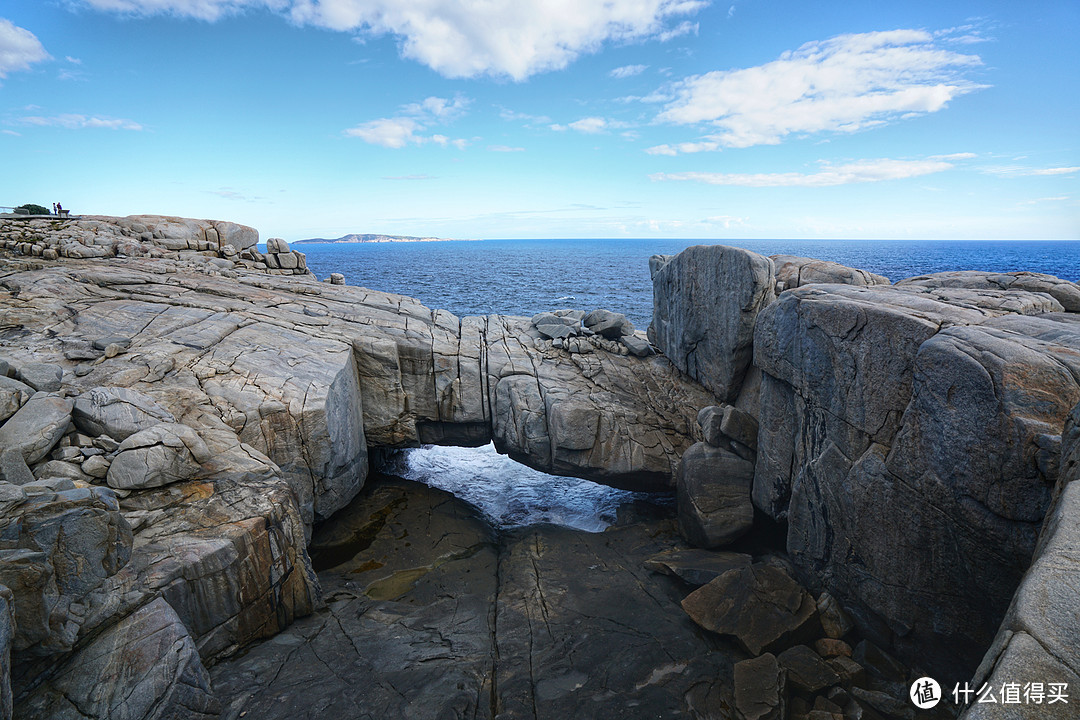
[294, 233, 480, 244]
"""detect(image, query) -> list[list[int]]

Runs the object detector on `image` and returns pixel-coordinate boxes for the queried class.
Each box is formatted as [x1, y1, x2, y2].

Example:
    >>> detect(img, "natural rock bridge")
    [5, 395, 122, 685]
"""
[1, 239, 715, 531]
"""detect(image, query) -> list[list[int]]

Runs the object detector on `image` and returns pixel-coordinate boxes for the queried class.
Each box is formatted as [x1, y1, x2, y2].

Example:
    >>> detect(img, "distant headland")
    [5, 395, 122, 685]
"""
[293, 233, 480, 244]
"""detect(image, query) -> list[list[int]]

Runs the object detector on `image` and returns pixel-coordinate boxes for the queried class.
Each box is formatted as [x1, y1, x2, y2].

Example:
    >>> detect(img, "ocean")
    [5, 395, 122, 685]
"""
[295, 238, 1080, 327]
[295, 238, 1080, 531]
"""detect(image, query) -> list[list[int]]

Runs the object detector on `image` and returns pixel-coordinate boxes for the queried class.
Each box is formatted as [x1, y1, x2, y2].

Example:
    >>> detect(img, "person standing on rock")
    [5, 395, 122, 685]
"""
[52, 203, 57, 215]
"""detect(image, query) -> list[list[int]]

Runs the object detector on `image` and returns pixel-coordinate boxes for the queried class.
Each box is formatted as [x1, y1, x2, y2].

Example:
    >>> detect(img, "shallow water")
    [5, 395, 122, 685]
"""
[380, 443, 672, 533]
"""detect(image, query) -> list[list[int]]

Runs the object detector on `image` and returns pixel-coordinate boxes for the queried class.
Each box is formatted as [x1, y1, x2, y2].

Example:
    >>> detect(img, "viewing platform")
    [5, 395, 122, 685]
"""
[0, 206, 76, 219]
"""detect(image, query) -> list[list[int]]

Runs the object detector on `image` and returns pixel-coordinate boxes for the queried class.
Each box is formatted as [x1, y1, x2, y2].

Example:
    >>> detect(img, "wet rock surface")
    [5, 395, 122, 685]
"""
[212, 476, 735, 720]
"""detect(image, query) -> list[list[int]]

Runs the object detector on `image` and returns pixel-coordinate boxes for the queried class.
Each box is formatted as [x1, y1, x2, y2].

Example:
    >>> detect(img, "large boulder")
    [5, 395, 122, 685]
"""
[106, 423, 211, 490]
[681, 564, 819, 655]
[583, 309, 634, 338]
[676, 442, 755, 548]
[650, 245, 776, 402]
[72, 386, 175, 441]
[771, 255, 890, 291]
[753, 282, 1080, 674]
[13, 364, 62, 393]
[0, 393, 73, 465]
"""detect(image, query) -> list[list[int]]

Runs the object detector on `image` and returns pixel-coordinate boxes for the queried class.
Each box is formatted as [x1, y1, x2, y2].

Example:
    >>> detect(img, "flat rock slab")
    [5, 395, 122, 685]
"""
[212, 477, 735, 720]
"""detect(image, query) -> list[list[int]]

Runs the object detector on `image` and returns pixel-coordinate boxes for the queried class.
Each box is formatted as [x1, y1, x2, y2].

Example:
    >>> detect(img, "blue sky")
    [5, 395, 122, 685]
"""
[1, 0, 1077, 240]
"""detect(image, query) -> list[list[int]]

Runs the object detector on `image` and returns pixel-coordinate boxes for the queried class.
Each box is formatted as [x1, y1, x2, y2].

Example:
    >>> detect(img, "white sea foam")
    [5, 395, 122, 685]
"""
[384, 442, 667, 533]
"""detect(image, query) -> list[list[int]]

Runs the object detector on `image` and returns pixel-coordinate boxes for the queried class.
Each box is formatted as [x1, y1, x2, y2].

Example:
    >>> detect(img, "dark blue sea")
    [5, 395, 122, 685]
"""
[294, 239, 1080, 328]
[293, 238, 1080, 530]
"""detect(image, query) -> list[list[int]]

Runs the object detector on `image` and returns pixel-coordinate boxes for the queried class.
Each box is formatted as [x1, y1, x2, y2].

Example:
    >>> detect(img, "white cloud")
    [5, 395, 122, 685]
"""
[651, 158, 954, 187]
[983, 165, 1080, 178]
[568, 117, 609, 134]
[610, 64, 648, 79]
[554, 117, 630, 134]
[344, 95, 467, 149]
[21, 114, 143, 130]
[488, 145, 525, 152]
[653, 29, 986, 150]
[656, 20, 698, 42]
[77, 0, 708, 80]
[0, 19, 50, 79]
[345, 116, 422, 148]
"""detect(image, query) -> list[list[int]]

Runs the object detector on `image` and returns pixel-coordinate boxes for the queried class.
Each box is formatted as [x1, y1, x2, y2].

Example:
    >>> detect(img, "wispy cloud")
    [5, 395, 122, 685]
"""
[499, 108, 551, 125]
[551, 117, 631, 134]
[610, 64, 648, 79]
[488, 145, 525, 152]
[983, 165, 1080, 178]
[0, 18, 51, 80]
[1017, 196, 1070, 206]
[206, 187, 262, 201]
[21, 114, 143, 130]
[345, 95, 468, 149]
[651, 158, 954, 187]
[649, 29, 987, 152]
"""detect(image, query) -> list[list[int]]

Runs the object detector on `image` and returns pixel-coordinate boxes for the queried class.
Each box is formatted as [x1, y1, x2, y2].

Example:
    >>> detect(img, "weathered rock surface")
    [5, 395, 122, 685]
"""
[16, 597, 220, 720]
[2, 222, 710, 504]
[650, 245, 776, 401]
[771, 255, 890, 292]
[0, 377, 33, 424]
[752, 279, 1080, 673]
[681, 563, 819, 655]
[676, 442, 755, 548]
[72, 386, 175, 440]
[776, 645, 840, 694]
[961, 400, 1080, 719]
[898, 269, 1080, 312]
[0, 393, 73, 465]
[106, 423, 211, 490]
[0, 586, 12, 720]
[212, 477, 734, 720]
[0, 215, 718, 720]
[734, 653, 785, 720]
[644, 547, 752, 587]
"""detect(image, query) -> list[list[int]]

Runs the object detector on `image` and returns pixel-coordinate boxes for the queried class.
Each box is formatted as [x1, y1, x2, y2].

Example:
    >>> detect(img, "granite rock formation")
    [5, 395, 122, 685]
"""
[753, 280, 1080, 673]
[649, 245, 776, 402]
[5, 211, 1080, 720]
[960, 401, 1080, 719]
[0, 215, 715, 719]
[648, 242, 1080, 683]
